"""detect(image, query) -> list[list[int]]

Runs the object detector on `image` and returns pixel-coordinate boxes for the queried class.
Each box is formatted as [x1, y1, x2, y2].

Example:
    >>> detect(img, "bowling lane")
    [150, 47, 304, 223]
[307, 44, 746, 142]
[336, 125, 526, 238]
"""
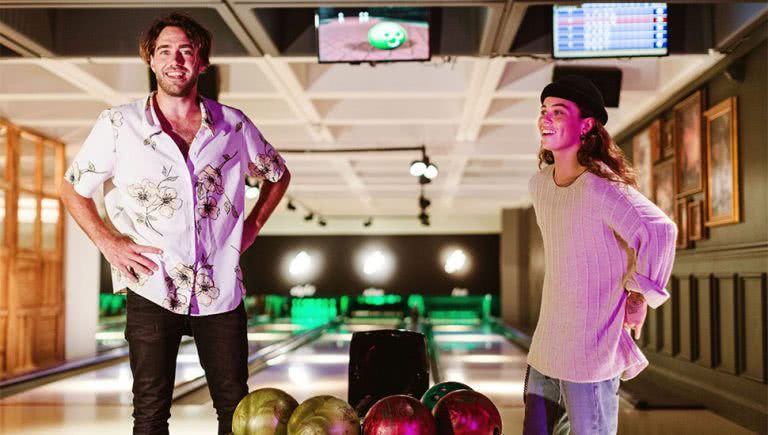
[202, 318, 403, 405]
[430, 321, 527, 409]
[0, 322, 299, 407]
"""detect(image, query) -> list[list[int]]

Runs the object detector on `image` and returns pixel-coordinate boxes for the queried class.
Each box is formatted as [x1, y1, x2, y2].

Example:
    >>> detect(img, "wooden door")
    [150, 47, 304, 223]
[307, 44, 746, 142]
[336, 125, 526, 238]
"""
[1, 122, 65, 377]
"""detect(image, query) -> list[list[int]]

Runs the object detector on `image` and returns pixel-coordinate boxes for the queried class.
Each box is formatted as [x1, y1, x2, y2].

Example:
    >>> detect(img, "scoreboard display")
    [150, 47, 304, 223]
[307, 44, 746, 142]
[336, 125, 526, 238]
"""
[553, 3, 668, 59]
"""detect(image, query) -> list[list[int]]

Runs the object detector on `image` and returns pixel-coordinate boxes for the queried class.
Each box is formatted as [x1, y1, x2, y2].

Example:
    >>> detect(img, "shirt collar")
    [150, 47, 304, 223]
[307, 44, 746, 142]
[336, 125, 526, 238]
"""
[141, 91, 216, 137]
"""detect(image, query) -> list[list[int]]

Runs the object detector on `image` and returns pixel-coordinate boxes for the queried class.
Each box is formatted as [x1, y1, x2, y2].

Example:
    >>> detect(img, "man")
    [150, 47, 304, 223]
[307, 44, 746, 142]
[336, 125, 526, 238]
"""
[523, 76, 677, 435]
[61, 13, 290, 435]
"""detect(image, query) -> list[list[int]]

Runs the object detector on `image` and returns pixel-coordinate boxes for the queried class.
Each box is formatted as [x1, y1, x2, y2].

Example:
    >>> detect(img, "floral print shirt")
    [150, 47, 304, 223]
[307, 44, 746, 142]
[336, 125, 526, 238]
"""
[65, 94, 286, 315]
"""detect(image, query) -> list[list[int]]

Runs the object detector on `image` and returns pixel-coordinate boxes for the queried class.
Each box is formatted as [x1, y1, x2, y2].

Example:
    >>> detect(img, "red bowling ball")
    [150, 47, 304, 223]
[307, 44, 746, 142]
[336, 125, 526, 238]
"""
[363, 394, 436, 435]
[432, 390, 502, 435]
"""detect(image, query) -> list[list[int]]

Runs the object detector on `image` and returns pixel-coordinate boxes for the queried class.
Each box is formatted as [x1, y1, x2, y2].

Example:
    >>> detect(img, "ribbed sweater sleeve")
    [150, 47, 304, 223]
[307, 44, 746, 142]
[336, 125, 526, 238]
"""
[595, 178, 678, 309]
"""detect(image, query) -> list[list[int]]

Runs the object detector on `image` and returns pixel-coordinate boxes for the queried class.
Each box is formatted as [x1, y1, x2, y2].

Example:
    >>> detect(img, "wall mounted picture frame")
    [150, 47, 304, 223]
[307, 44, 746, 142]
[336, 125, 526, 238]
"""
[687, 199, 706, 241]
[675, 198, 688, 249]
[660, 117, 676, 161]
[704, 97, 740, 227]
[653, 158, 676, 220]
[633, 119, 661, 199]
[674, 91, 705, 197]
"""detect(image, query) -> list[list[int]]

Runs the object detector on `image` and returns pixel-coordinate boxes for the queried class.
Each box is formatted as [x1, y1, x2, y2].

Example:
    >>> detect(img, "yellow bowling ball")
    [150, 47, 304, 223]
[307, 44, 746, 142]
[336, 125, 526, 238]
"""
[287, 395, 360, 435]
[232, 388, 299, 435]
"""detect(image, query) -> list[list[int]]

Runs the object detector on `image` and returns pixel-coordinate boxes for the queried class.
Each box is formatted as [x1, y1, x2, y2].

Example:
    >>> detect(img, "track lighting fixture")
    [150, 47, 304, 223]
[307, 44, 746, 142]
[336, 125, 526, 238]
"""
[363, 217, 373, 227]
[287, 200, 296, 211]
[304, 212, 314, 221]
[409, 149, 438, 181]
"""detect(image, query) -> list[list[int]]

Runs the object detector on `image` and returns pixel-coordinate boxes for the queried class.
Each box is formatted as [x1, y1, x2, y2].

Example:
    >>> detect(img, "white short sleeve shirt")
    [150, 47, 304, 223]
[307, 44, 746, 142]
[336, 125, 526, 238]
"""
[65, 94, 286, 315]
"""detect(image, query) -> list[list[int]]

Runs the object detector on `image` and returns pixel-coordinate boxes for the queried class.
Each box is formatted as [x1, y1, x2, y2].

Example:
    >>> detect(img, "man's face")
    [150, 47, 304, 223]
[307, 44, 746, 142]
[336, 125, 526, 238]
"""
[150, 26, 205, 98]
[538, 96, 593, 153]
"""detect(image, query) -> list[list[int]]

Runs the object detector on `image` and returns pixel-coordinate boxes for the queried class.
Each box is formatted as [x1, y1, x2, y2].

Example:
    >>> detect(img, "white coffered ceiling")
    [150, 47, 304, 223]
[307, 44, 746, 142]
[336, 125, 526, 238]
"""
[0, 1, 726, 234]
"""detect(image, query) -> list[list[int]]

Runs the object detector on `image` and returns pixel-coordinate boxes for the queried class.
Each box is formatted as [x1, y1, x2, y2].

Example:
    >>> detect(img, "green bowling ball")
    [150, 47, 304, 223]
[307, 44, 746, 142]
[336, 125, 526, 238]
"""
[287, 395, 360, 435]
[367, 22, 408, 50]
[232, 388, 299, 435]
[420, 381, 472, 411]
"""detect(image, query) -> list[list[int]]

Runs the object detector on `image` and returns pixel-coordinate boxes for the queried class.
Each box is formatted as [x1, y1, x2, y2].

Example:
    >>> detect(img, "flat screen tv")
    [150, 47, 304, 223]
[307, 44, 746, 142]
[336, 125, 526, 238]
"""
[316, 7, 430, 63]
[552, 3, 668, 59]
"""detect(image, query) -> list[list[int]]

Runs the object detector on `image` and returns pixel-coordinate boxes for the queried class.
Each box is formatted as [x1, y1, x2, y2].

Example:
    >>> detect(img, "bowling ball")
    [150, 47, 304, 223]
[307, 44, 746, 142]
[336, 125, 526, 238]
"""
[287, 395, 360, 435]
[363, 394, 436, 435]
[432, 390, 501, 435]
[420, 381, 472, 411]
[367, 22, 407, 51]
[232, 387, 299, 435]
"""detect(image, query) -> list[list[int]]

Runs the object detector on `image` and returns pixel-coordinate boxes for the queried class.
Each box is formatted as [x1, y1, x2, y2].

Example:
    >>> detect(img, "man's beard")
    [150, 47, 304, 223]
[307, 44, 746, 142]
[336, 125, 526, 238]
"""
[156, 72, 198, 97]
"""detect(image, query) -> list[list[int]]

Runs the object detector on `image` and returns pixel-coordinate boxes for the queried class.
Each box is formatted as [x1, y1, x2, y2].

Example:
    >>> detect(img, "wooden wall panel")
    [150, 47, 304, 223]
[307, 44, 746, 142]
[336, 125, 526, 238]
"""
[739, 273, 767, 382]
[33, 310, 59, 366]
[678, 276, 696, 361]
[661, 280, 679, 356]
[13, 256, 41, 309]
[715, 274, 738, 375]
[696, 274, 715, 368]
[645, 306, 660, 351]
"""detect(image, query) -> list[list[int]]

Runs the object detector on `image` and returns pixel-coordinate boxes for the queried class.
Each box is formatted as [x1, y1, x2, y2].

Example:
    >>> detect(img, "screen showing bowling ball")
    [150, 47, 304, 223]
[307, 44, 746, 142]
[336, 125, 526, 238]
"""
[316, 7, 431, 63]
[552, 3, 668, 59]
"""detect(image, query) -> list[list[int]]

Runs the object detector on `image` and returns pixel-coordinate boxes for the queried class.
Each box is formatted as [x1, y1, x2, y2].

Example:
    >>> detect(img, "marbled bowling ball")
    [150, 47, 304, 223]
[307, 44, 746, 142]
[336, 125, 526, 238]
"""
[420, 381, 472, 411]
[432, 390, 501, 435]
[232, 388, 299, 435]
[287, 395, 360, 435]
[363, 394, 436, 435]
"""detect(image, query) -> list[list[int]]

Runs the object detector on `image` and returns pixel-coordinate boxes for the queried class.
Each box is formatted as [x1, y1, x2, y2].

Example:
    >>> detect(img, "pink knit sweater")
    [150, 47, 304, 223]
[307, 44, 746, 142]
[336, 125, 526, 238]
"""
[527, 165, 677, 382]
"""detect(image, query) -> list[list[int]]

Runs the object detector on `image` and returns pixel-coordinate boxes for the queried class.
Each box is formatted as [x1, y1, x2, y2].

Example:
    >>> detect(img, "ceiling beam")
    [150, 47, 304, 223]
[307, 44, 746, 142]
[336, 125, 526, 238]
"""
[329, 159, 375, 212]
[493, 1, 528, 55]
[214, 2, 264, 56]
[455, 56, 507, 142]
[256, 55, 334, 143]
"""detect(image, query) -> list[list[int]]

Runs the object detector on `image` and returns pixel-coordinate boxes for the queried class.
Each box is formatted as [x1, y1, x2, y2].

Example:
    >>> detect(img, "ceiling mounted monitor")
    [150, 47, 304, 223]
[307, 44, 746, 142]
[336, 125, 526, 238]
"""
[552, 3, 668, 59]
[316, 7, 430, 64]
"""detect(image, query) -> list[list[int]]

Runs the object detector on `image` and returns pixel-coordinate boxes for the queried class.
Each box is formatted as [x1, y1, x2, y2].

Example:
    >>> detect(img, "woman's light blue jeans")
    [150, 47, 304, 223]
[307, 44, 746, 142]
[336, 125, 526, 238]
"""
[523, 366, 620, 435]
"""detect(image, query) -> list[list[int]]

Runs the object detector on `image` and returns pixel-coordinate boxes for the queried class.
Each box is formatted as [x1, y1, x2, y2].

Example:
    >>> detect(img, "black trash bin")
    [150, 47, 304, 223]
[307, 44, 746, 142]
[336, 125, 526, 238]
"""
[347, 329, 430, 417]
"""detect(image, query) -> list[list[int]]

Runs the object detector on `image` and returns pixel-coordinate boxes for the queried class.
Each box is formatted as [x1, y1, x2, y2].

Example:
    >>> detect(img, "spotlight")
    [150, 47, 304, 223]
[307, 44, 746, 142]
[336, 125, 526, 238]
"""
[363, 217, 373, 227]
[409, 160, 427, 177]
[287, 200, 296, 211]
[423, 163, 438, 179]
[419, 195, 431, 209]
[419, 175, 431, 185]
[304, 212, 314, 221]
[318, 218, 327, 227]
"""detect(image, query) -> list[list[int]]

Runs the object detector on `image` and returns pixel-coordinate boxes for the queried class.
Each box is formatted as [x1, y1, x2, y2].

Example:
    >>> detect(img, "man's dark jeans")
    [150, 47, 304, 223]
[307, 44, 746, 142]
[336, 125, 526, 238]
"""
[125, 290, 248, 435]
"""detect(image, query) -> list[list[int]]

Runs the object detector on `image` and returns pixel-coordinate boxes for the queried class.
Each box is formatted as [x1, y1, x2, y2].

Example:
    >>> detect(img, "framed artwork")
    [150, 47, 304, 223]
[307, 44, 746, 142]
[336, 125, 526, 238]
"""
[660, 117, 675, 160]
[652, 158, 675, 220]
[675, 198, 688, 249]
[687, 200, 706, 241]
[674, 91, 705, 197]
[704, 97, 740, 226]
[632, 120, 661, 199]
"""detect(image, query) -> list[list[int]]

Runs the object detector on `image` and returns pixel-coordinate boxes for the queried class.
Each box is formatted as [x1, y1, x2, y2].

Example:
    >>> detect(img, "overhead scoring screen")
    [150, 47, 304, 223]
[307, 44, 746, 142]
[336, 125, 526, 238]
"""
[316, 7, 430, 63]
[553, 3, 668, 59]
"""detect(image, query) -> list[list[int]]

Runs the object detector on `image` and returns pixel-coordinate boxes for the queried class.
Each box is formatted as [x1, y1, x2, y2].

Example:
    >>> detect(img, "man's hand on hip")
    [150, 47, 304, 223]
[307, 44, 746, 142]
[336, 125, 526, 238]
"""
[98, 234, 162, 282]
